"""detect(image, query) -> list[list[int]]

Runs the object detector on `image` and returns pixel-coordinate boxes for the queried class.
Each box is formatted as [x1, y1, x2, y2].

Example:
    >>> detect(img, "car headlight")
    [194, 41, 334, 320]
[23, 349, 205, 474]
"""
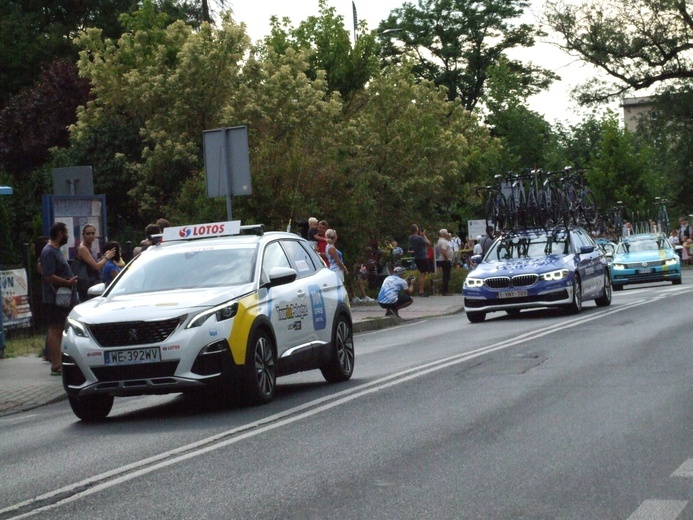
[612, 263, 626, 270]
[464, 277, 484, 288]
[65, 317, 90, 338]
[187, 301, 238, 329]
[665, 257, 678, 266]
[541, 269, 569, 281]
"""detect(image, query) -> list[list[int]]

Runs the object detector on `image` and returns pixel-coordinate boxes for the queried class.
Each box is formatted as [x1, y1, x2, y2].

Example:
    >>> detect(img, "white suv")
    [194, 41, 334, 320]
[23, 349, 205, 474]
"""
[62, 221, 354, 421]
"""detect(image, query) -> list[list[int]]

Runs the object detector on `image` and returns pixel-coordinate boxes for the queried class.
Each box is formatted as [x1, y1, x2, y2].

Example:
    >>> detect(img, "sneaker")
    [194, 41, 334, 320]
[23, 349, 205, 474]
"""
[50, 367, 62, 376]
[364, 296, 375, 302]
[352, 297, 363, 304]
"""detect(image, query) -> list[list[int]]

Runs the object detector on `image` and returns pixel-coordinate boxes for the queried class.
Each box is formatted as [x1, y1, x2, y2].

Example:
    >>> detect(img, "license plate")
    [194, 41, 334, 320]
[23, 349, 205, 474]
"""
[104, 347, 161, 366]
[635, 268, 654, 274]
[498, 290, 527, 299]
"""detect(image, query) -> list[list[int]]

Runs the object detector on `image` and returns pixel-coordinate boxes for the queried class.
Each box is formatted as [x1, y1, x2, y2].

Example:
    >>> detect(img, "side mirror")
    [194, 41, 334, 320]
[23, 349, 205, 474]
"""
[471, 254, 482, 263]
[266, 266, 297, 287]
[87, 283, 106, 297]
[580, 245, 595, 254]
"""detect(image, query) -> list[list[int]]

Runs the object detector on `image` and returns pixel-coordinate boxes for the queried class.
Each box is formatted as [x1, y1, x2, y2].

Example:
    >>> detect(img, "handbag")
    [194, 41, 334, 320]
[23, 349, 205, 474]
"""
[55, 287, 73, 308]
[72, 258, 101, 295]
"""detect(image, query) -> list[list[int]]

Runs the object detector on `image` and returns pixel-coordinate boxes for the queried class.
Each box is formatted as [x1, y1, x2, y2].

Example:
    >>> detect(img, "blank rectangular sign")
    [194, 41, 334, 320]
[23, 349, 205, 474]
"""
[203, 126, 252, 198]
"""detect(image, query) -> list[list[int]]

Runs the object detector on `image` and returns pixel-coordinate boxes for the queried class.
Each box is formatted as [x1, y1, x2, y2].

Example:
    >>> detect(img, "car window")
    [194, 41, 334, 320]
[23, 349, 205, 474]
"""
[617, 237, 666, 253]
[262, 241, 292, 280]
[109, 245, 256, 295]
[489, 231, 569, 260]
[282, 239, 318, 278]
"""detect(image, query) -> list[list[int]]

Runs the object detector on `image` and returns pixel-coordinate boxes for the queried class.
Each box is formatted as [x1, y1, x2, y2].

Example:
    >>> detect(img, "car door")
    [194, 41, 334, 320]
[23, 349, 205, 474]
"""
[260, 240, 311, 358]
[572, 229, 605, 298]
[280, 238, 335, 346]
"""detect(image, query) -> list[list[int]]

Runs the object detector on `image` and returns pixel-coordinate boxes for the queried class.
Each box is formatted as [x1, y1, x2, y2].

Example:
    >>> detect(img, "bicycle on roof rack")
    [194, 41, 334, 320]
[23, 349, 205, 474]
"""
[476, 174, 508, 232]
[559, 167, 598, 229]
[653, 197, 670, 233]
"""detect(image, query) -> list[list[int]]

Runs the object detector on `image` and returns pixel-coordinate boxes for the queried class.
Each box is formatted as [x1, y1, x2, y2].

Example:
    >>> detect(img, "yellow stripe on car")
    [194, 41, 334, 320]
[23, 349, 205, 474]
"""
[228, 293, 260, 365]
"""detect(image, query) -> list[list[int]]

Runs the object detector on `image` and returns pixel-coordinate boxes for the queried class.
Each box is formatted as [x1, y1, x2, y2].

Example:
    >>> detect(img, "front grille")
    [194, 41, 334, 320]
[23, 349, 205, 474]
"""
[464, 289, 569, 308]
[484, 277, 510, 289]
[91, 360, 179, 381]
[89, 317, 182, 347]
[623, 260, 666, 268]
[511, 274, 538, 287]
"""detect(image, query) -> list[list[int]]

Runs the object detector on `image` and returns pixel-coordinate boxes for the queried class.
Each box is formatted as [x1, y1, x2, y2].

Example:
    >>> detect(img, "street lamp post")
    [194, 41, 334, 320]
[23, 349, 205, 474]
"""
[0, 185, 14, 357]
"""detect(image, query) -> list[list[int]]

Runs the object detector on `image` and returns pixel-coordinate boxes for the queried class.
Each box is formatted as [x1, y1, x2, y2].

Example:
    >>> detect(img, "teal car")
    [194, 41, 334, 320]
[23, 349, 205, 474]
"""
[611, 233, 682, 290]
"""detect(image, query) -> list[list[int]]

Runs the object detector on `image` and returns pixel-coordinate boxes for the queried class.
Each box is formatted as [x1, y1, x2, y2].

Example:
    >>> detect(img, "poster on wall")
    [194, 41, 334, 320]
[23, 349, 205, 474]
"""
[1, 269, 32, 328]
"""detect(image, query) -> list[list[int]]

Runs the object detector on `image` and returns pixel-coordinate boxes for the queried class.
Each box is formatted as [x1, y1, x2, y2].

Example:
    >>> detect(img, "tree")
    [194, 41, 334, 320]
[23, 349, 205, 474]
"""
[377, 0, 557, 110]
[545, 0, 693, 103]
[259, 0, 379, 107]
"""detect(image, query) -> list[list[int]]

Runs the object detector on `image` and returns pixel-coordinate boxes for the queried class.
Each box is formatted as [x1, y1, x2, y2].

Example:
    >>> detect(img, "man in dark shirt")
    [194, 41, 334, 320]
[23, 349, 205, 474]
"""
[408, 224, 431, 296]
[40, 222, 78, 375]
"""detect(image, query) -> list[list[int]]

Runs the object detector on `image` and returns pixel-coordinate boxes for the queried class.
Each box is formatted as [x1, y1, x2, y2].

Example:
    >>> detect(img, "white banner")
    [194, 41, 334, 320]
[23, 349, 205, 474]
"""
[1, 268, 32, 328]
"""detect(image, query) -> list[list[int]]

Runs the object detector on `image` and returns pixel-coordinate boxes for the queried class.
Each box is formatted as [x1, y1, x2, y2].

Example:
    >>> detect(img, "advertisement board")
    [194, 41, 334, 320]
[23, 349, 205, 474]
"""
[1, 269, 32, 329]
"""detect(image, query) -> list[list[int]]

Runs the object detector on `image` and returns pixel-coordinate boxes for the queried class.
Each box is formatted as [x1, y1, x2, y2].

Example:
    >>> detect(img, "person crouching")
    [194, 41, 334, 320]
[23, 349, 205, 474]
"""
[377, 266, 415, 317]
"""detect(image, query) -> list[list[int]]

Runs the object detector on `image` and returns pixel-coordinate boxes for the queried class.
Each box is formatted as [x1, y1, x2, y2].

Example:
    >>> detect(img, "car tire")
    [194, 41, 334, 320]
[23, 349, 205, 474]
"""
[612, 283, 623, 291]
[242, 328, 276, 405]
[466, 311, 486, 323]
[566, 276, 582, 314]
[672, 277, 682, 285]
[595, 273, 612, 307]
[321, 314, 355, 383]
[68, 394, 114, 422]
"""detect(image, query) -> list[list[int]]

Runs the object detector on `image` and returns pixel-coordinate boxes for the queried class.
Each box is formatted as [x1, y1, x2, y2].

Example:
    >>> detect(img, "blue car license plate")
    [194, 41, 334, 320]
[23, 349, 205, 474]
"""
[104, 347, 161, 366]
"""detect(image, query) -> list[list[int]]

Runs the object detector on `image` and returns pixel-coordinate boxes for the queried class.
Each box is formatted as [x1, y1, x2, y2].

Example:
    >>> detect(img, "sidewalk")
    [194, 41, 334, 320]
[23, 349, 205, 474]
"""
[0, 294, 464, 417]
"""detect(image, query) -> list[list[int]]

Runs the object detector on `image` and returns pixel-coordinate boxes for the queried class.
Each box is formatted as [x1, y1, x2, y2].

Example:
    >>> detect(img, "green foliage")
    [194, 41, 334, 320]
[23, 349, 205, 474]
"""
[545, 0, 693, 103]
[377, 0, 557, 110]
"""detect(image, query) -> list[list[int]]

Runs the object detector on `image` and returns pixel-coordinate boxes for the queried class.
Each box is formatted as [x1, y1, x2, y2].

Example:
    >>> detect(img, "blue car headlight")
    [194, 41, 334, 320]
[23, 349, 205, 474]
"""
[541, 269, 569, 281]
[612, 263, 626, 270]
[464, 277, 484, 288]
[665, 257, 678, 266]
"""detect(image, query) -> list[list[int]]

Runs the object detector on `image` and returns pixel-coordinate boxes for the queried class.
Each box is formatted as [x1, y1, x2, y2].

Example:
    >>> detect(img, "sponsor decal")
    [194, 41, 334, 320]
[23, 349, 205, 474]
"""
[276, 303, 309, 321]
[162, 345, 181, 351]
[87, 351, 103, 357]
[308, 284, 326, 330]
[163, 221, 241, 241]
[288, 321, 302, 331]
[209, 329, 218, 336]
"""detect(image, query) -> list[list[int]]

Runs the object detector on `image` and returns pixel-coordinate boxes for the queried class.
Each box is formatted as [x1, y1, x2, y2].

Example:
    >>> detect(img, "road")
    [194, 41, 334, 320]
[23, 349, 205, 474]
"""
[1, 282, 692, 519]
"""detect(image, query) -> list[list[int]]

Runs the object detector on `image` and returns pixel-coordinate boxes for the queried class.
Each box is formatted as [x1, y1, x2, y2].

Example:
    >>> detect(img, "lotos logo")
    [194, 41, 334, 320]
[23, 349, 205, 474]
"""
[179, 227, 192, 238]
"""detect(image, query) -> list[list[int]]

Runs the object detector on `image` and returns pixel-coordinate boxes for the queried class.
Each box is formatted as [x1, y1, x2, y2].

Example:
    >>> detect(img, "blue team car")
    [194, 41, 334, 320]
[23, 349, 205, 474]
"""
[462, 226, 612, 323]
[610, 233, 682, 290]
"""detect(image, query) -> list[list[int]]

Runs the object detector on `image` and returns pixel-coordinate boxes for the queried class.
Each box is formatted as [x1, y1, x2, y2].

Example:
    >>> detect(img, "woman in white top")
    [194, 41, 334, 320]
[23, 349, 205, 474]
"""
[324, 229, 349, 282]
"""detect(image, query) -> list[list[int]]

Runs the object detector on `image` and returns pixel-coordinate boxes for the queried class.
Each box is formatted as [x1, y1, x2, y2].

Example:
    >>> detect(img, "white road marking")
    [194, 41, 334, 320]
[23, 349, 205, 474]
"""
[672, 458, 693, 478]
[626, 500, 687, 520]
[0, 295, 684, 518]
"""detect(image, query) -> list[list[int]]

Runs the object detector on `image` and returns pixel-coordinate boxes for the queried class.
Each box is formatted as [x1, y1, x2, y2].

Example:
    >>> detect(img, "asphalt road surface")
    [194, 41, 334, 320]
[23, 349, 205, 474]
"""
[1, 281, 692, 520]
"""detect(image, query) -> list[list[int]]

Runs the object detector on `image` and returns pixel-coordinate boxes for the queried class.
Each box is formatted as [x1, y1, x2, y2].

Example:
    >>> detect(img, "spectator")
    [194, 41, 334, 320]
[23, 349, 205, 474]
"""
[156, 218, 170, 230]
[133, 223, 161, 256]
[435, 229, 453, 295]
[391, 240, 404, 267]
[315, 220, 329, 265]
[377, 266, 415, 317]
[480, 225, 496, 256]
[40, 222, 79, 376]
[73, 224, 115, 302]
[473, 236, 483, 256]
[679, 217, 691, 243]
[102, 241, 123, 287]
[682, 235, 691, 265]
[351, 263, 373, 303]
[407, 224, 431, 297]
[324, 229, 349, 282]
[307, 217, 319, 245]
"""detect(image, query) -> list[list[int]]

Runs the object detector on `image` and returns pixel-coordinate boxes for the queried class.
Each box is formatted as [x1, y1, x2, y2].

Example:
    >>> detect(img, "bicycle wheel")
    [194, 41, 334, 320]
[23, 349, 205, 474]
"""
[537, 190, 550, 229]
[507, 195, 519, 231]
[497, 193, 508, 232]
[581, 189, 598, 228]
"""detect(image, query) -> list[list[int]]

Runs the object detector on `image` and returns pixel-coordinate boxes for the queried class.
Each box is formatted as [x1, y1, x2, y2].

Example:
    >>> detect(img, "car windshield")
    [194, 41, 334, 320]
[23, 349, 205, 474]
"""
[107, 244, 257, 296]
[617, 237, 669, 254]
[487, 231, 570, 261]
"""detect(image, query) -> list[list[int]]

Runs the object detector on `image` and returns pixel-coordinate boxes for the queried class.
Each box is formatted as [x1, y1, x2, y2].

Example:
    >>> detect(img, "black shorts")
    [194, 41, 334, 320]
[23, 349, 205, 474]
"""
[414, 258, 431, 273]
[43, 303, 70, 327]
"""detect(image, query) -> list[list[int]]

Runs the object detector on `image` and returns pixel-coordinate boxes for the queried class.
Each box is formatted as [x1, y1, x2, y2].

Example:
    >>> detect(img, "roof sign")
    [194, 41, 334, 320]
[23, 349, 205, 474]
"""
[163, 221, 242, 242]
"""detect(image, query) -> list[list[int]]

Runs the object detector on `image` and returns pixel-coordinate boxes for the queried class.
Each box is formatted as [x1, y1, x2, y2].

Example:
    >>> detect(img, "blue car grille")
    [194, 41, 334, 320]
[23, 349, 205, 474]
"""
[484, 274, 538, 289]
[465, 290, 569, 308]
